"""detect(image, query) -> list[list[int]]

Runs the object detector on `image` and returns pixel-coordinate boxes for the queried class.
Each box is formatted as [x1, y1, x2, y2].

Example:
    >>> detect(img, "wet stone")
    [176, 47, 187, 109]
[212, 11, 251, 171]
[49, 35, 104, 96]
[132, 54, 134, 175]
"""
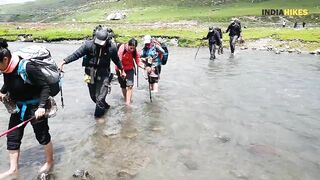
[184, 160, 199, 170]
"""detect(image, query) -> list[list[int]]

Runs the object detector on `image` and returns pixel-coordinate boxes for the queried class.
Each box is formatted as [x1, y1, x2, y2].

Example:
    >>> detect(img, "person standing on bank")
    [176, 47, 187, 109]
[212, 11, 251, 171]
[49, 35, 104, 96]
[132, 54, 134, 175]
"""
[226, 18, 242, 57]
[0, 39, 54, 179]
[116, 38, 144, 106]
[59, 28, 126, 118]
[203, 26, 222, 60]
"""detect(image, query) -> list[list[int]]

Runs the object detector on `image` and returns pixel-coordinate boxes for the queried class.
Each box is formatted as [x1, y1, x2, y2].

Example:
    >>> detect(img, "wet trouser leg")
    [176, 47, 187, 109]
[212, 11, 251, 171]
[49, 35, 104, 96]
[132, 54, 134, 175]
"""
[88, 74, 112, 117]
[219, 39, 223, 54]
[229, 35, 238, 53]
[209, 43, 216, 59]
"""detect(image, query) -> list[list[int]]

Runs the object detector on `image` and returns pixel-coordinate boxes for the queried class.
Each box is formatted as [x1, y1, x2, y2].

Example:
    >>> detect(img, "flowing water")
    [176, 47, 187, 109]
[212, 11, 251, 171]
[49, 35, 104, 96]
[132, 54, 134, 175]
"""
[0, 42, 320, 180]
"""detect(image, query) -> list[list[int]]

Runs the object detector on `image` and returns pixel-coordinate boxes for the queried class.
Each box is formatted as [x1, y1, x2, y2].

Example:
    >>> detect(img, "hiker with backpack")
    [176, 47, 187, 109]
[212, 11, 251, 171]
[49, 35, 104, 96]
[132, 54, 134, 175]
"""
[226, 18, 242, 57]
[141, 35, 166, 93]
[0, 39, 58, 179]
[116, 38, 144, 106]
[59, 27, 126, 118]
[203, 26, 222, 60]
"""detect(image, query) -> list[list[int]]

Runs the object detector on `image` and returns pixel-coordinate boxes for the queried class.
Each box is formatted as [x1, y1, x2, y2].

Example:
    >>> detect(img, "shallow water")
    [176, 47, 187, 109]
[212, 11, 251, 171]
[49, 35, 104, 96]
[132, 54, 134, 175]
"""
[1, 42, 320, 180]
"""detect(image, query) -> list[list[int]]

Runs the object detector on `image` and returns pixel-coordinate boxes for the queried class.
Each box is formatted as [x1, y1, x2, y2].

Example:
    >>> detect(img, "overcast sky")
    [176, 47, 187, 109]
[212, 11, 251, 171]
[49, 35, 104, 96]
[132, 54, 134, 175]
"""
[0, 0, 35, 5]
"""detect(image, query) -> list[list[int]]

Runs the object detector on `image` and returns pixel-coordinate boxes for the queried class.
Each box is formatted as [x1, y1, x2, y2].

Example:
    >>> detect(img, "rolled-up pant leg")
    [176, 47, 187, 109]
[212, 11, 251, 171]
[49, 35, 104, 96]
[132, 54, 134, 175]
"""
[7, 107, 51, 150]
[7, 114, 27, 150]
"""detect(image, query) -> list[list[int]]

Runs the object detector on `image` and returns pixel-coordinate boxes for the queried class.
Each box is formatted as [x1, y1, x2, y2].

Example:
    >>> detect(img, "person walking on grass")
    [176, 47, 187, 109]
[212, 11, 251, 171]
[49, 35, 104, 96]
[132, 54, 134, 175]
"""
[226, 18, 242, 57]
[116, 38, 144, 105]
[59, 27, 126, 118]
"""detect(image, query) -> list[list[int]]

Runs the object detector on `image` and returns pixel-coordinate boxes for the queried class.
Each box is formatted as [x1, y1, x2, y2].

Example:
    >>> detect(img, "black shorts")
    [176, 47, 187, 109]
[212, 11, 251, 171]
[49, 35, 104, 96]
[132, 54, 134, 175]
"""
[149, 65, 161, 84]
[117, 69, 135, 88]
[7, 105, 51, 150]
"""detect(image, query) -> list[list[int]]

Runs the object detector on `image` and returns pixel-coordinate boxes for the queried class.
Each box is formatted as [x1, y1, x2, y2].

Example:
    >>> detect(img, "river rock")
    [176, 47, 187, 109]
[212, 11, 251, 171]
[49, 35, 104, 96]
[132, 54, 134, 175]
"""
[274, 50, 281, 54]
[296, 49, 302, 54]
[316, 49, 320, 55]
[240, 46, 248, 50]
[251, 47, 257, 50]
[106, 12, 127, 20]
[309, 51, 316, 55]
[267, 46, 273, 51]
[288, 49, 295, 53]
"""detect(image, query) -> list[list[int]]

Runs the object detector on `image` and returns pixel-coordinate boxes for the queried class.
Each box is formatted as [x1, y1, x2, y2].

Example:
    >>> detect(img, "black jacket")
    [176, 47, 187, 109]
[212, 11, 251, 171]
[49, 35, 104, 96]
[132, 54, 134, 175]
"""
[64, 40, 123, 75]
[205, 29, 222, 45]
[226, 22, 241, 37]
[1, 62, 50, 108]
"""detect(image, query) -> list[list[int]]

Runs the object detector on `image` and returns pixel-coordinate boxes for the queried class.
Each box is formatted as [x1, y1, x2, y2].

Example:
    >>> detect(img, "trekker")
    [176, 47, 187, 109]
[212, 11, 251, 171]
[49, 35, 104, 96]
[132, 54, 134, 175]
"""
[302, 22, 306, 28]
[203, 26, 222, 60]
[294, 22, 298, 28]
[226, 18, 242, 57]
[59, 27, 126, 118]
[282, 20, 286, 28]
[141, 35, 166, 93]
[215, 27, 223, 54]
[0, 39, 55, 179]
[116, 38, 144, 105]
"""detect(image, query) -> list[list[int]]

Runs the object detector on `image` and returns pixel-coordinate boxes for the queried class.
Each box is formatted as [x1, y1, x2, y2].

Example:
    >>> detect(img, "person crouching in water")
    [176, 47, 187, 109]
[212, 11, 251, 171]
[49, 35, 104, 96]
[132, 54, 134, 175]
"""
[0, 39, 54, 179]
[203, 26, 222, 60]
[60, 27, 126, 118]
[226, 18, 242, 57]
[116, 38, 144, 106]
[141, 35, 166, 93]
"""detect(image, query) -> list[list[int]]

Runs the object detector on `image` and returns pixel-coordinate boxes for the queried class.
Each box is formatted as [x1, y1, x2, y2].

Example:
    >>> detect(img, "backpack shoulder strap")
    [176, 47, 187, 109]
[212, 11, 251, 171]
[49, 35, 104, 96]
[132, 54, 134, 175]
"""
[17, 59, 31, 84]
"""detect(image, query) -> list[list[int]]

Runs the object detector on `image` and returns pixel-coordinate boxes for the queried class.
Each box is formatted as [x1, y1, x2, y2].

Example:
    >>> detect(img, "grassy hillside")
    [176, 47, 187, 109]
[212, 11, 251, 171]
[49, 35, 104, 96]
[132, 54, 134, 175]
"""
[0, 0, 319, 23]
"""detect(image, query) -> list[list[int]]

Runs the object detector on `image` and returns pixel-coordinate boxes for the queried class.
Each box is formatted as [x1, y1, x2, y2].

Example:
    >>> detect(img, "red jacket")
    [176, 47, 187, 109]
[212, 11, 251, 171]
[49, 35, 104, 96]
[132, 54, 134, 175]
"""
[116, 44, 140, 72]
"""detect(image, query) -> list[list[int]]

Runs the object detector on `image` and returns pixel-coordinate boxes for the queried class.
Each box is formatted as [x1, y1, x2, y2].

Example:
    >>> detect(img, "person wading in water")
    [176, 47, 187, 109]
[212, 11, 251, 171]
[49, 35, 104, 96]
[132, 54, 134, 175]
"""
[60, 27, 126, 118]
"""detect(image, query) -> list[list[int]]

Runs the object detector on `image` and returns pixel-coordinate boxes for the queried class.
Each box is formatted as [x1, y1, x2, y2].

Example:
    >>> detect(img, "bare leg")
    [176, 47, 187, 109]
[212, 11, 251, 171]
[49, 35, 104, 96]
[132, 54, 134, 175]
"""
[39, 141, 54, 173]
[153, 83, 159, 92]
[0, 150, 19, 179]
[121, 88, 127, 102]
[126, 86, 133, 105]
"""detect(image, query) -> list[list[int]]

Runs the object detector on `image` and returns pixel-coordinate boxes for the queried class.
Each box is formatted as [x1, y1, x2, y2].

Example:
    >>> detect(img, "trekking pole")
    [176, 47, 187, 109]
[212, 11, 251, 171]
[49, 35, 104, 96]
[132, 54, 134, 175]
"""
[194, 45, 201, 60]
[59, 71, 65, 108]
[137, 67, 139, 88]
[0, 117, 35, 138]
[147, 75, 152, 103]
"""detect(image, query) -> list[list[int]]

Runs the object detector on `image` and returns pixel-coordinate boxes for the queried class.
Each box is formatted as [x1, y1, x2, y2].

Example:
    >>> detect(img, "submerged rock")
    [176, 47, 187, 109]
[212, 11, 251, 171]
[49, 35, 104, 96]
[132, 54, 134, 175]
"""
[248, 144, 279, 156]
[72, 169, 91, 180]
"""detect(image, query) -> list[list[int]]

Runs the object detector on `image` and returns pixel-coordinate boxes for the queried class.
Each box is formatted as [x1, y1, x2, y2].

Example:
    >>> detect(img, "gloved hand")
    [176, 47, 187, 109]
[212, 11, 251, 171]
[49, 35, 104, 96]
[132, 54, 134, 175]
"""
[35, 107, 46, 119]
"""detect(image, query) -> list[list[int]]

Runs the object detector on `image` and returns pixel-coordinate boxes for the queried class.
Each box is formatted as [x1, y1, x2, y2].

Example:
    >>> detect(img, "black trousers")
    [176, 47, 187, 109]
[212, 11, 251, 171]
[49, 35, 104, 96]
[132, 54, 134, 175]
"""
[87, 73, 112, 117]
[7, 106, 50, 150]
[209, 43, 216, 58]
[229, 35, 238, 53]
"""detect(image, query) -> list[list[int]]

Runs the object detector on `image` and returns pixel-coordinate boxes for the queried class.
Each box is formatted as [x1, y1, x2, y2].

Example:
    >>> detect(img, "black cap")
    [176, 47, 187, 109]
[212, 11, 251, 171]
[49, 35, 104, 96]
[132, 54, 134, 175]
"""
[94, 29, 110, 46]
